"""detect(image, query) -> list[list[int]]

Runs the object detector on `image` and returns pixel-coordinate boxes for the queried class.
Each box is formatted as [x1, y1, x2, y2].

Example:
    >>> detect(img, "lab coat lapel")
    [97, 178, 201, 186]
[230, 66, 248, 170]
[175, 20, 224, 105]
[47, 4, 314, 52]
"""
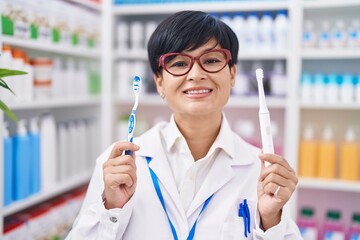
[148, 154, 188, 225]
[186, 151, 234, 217]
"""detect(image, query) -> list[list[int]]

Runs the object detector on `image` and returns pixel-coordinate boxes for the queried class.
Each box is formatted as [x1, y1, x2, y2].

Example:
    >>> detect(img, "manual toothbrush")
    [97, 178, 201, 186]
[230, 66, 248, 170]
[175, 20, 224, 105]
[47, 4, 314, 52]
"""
[125, 75, 141, 155]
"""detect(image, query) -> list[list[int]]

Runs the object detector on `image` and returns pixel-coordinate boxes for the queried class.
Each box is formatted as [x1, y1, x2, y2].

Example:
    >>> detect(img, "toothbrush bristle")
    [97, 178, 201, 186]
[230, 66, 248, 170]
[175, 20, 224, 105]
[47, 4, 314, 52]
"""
[256, 68, 264, 80]
[133, 76, 141, 92]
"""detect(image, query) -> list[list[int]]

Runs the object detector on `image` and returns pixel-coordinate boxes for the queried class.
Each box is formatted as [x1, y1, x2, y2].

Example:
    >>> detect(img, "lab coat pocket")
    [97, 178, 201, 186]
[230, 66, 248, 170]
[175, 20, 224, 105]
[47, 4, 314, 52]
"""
[220, 198, 255, 240]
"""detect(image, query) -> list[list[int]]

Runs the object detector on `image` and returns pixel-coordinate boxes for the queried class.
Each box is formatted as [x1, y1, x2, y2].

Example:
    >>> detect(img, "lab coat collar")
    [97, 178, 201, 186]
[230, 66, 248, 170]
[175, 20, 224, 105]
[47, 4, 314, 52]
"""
[163, 113, 235, 160]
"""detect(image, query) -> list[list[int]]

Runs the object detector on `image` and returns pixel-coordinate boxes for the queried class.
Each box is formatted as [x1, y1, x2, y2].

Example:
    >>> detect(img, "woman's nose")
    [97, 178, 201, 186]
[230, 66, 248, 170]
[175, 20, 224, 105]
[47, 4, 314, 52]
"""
[186, 61, 206, 81]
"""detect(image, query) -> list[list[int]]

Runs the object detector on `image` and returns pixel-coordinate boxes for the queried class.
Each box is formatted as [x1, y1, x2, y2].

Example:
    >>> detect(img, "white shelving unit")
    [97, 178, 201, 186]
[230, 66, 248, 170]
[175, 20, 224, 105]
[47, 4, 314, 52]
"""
[2, 0, 360, 237]
[0, 0, 103, 237]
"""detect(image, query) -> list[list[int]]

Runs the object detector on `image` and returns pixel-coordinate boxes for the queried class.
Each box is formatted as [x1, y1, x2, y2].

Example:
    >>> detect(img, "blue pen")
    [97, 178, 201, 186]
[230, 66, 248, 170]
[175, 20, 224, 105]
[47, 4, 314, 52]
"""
[238, 199, 251, 238]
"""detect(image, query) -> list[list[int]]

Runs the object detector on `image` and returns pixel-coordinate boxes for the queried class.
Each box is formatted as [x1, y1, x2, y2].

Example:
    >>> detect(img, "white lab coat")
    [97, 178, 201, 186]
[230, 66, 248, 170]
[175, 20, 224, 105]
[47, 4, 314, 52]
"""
[66, 120, 302, 240]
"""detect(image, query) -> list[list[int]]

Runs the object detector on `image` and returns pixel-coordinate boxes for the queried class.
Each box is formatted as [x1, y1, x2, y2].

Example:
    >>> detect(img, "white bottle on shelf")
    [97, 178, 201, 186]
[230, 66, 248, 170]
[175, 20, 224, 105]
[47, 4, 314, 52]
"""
[117, 22, 129, 51]
[65, 59, 76, 97]
[331, 19, 347, 48]
[270, 60, 287, 97]
[340, 73, 355, 104]
[130, 21, 144, 52]
[303, 19, 317, 48]
[23, 54, 34, 102]
[220, 12, 232, 28]
[300, 72, 313, 103]
[144, 21, 157, 49]
[233, 63, 250, 96]
[58, 122, 68, 181]
[244, 12, 260, 51]
[325, 73, 340, 103]
[259, 11, 273, 51]
[52, 58, 64, 98]
[318, 20, 331, 48]
[232, 12, 246, 51]
[273, 10, 288, 50]
[313, 73, 326, 104]
[0, 45, 14, 103]
[40, 113, 57, 191]
[347, 19, 360, 48]
[355, 74, 360, 104]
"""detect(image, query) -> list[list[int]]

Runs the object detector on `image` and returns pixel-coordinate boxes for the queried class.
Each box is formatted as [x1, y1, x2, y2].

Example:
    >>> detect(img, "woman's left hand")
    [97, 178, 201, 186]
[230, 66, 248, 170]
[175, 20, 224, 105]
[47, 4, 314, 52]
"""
[257, 153, 298, 230]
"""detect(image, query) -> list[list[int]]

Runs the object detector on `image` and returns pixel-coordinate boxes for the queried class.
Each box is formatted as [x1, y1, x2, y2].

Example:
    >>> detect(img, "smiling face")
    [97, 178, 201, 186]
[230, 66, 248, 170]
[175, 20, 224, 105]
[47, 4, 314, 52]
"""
[154, 38, 237, 119]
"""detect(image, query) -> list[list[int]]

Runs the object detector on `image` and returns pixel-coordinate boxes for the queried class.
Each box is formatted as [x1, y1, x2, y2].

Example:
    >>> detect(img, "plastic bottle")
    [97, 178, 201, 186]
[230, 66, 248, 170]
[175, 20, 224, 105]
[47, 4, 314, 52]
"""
[0, 45, 14, 102]
[356, 74, 360, 104]
[270, 60, 287, 97]
[23, 54, 34, 102]
[130, 21, 144, 51]
[51, 58, 64, 98]
[317, 125, 337, 179]
[40, 114, 57, 191]
[58, 123, 68, 181]
[220, 13, 232, 28]
[232, 63, 250, 96]
[300, 73, 313, 103]
[322, 210, 345, 240]
[303, 20, 317, 48]
[313, 73, 326, 104]
[348, 213, 360, 240]
[273, 10, 288, 50]
[29, 117, 41, 195]
[298, 125, 318, 178]
[319, 20, 331, 48]
[232, 12, 246, 51]
[3, 122, 13, 206]
[144, 21, 157, 49]
[64, 59, 75, 97]
[331, 19, 347, 48]
[340, 73, 355, 104]
[259, 11, 273, 51]
[325, 73, 340, 103]
[297, 207, 318, 240]
[13, 119, 31, 200]
[347, 19, 360, 48]
[244, 12, 260, 51]
[339, 126, 359, 181]
[11, 48, 25, 102]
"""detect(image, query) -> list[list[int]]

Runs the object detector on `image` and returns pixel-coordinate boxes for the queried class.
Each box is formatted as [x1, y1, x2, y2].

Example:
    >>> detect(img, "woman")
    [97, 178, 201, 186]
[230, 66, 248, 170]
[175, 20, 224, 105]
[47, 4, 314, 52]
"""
[67, 11, 301, 239]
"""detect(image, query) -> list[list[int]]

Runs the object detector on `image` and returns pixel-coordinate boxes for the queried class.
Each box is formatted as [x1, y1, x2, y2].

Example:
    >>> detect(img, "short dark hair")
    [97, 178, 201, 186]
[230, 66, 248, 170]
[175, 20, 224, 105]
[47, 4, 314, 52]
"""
[147, 10, 239, 75]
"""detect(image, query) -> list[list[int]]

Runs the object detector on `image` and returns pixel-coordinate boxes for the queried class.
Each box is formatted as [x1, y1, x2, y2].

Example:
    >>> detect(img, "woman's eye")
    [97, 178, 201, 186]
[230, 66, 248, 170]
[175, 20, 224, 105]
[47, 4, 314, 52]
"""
[171, 61, 187, 68]
[204, 59, 220, 64]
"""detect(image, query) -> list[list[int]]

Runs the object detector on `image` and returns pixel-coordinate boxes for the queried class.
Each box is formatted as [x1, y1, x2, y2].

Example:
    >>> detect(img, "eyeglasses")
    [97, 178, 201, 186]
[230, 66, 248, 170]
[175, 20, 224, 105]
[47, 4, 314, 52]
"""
[158, 48, 232, 77]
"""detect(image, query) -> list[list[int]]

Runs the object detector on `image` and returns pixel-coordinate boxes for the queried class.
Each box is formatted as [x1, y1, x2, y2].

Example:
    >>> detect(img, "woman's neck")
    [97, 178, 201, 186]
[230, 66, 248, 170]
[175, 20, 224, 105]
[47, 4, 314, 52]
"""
[174, 113, 222, 161]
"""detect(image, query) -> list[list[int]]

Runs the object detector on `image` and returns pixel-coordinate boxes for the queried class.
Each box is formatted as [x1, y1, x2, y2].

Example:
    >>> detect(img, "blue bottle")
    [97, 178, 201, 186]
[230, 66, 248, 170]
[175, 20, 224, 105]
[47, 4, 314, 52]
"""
[12, 119, 31, 201]
[29, 117, 41, 195]
[3, 122, 13, 206]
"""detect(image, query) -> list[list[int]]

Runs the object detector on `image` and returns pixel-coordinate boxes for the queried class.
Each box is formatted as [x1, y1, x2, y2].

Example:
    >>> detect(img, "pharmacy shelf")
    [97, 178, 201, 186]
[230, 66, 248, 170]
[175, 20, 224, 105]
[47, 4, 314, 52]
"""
[298, 178, 360, 193]
[3, 170, 93, 217]
[302, 0, 360, 9]
[113, 1, 290, 15]
[301, 49, 360, 59]
[114, 50, 288, 61]
[2, 36, 100, 59]
[69, 0, 102, 11]
[116, 94, 287, 108]
[8, 96, 101, 110]
[300, 102, 360, 110]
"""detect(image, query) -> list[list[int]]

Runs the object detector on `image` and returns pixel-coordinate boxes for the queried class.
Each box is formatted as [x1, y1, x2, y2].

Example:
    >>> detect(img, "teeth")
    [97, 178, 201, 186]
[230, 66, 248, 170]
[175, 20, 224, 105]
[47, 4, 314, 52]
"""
[186, 89, 210, 94]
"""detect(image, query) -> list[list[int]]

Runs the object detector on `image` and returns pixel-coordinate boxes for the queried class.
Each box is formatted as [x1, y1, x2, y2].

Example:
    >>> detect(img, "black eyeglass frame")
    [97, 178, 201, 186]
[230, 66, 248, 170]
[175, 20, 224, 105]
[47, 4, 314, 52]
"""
[158, 48, 232, 77]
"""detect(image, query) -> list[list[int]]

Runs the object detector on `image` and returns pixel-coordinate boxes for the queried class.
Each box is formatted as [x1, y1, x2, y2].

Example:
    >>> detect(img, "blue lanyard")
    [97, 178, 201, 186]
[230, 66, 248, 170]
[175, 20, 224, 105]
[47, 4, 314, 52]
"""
[146, 156, 214, 240]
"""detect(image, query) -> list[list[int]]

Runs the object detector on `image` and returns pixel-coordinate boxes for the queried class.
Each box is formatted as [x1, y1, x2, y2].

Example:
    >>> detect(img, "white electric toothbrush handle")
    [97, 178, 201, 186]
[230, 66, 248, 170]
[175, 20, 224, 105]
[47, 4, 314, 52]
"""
[259, 112, 274, 155]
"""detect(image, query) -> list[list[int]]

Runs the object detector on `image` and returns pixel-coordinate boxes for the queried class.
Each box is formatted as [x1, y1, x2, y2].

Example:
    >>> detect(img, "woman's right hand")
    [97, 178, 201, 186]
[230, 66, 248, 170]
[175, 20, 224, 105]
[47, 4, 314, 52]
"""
[102, 141, 140, 209]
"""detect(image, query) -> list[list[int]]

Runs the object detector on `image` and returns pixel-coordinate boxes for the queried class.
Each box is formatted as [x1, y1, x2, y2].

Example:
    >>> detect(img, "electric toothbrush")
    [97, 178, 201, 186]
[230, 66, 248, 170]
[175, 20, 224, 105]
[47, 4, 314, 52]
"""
[125, 76, 141, 156]
[256, 68, 274, 167]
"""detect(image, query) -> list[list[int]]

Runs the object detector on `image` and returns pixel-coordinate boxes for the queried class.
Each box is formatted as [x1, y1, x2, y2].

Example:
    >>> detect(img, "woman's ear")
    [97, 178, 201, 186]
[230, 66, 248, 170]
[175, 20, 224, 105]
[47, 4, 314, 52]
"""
[230, 64, 237, 88]
[154, 74, 164, 95]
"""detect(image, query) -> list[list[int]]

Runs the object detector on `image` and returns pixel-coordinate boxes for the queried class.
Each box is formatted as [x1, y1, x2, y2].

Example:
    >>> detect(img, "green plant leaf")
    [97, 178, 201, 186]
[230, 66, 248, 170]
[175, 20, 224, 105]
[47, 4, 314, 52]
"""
[0, 78, 16, 95]
[0, 100, 18, 122]
[0, 68, 27, 78]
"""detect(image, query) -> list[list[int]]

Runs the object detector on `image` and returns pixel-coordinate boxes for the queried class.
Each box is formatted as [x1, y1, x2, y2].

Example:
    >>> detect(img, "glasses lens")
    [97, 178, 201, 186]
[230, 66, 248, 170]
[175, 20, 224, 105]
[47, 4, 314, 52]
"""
[163, 54, 192, 76]
[199, 50, 228, 73]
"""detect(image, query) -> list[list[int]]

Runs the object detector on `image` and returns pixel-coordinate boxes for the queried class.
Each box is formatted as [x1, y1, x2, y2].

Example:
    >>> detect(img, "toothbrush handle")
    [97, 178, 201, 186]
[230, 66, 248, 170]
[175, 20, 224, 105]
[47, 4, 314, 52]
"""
[125, 111, 136, 156]
[259, 112, 274, 167]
